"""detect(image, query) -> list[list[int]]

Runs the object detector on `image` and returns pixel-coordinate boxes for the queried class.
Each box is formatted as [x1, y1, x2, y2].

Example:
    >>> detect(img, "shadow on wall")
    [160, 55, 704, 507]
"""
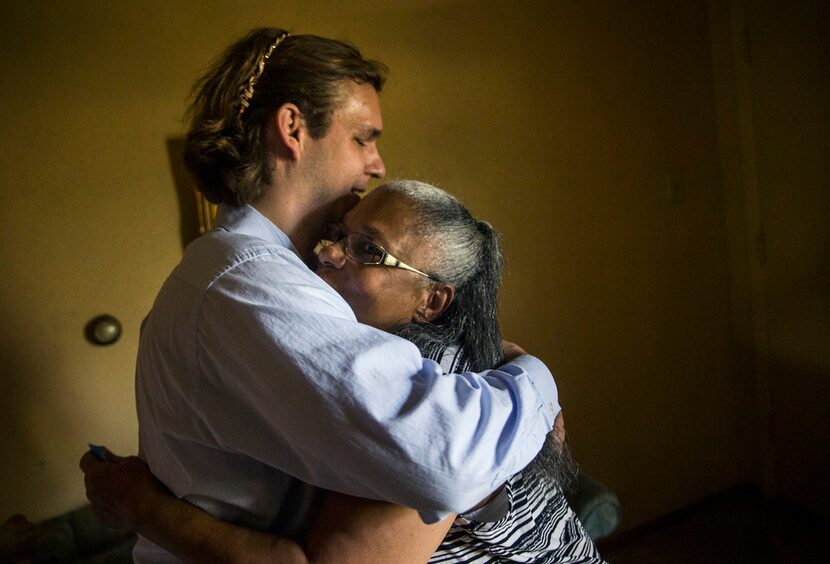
[166, 137, 202, 249]
[0, 341, 53, 512]
[0, 313, 92, 522]
[770, 356, 830, 522]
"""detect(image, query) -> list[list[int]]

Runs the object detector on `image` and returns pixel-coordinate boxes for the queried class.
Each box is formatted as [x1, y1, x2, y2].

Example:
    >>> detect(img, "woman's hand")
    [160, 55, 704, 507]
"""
[500, 339, 527, 362]
[553, 411, 566, 445]
[79, 447, 171, 532]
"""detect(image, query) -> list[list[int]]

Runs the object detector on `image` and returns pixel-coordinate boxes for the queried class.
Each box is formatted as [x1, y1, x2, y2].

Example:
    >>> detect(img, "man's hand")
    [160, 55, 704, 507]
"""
[500, 339, 527, 362]
[79, 447, 170, 532]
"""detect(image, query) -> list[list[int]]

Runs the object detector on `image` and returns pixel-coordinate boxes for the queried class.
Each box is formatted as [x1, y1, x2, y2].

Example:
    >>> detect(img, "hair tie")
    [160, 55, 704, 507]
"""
[238, 32, 290, 117]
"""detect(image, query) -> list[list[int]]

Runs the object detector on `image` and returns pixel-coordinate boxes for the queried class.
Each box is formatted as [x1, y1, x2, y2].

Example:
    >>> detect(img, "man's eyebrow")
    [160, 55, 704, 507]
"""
[358, 127, 382, 140]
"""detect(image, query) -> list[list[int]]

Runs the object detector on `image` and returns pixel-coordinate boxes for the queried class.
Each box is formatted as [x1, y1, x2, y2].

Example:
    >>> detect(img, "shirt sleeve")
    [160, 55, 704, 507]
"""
[193, 248, 558, 519]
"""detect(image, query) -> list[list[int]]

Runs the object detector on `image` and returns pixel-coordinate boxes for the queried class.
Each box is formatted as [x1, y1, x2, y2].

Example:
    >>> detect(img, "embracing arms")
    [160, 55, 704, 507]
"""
[141, 235, 560, 518]
[80, 449, 452, 564]
[80, 413, 566, 563]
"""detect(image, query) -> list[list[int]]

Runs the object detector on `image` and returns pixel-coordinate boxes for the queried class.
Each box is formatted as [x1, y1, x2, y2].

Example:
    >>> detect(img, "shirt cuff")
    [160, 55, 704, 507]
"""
[418, 509, 453, 524]
[456, 485, 510, 523]
[500, 354, 560, 430]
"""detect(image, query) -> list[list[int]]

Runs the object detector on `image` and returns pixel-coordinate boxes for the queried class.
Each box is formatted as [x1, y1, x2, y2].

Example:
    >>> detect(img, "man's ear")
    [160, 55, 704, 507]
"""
[273, 103, 304, 160]
[414, 283, 455, 323]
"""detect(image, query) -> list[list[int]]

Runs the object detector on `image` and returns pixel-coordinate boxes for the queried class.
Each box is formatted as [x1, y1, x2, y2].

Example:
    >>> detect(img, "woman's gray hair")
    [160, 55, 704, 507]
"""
[381, 179, 504, 375]
[386, 179, 578, 492]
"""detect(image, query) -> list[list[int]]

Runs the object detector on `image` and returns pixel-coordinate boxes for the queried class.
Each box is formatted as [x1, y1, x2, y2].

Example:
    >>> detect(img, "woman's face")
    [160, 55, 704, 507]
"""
[316, 189, 442, 330]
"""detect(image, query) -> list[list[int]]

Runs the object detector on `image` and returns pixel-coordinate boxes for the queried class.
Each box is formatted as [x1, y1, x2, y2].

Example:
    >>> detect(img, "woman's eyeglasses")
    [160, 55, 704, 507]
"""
[316, 224, 438, 281]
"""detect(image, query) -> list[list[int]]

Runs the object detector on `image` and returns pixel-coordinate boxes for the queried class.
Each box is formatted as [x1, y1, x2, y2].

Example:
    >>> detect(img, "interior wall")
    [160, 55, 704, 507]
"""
[0, 0, 754, 530]
[709, 0, 830, 521]
[745, 0, 830, 519]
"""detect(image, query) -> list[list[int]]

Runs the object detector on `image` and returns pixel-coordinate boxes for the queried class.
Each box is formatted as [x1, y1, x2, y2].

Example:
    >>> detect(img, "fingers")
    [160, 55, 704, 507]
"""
[80, 446, 127, 474]
[100, 446, 123, 462]
[501, 339, 527, 362]
[79, 450, 99, 473]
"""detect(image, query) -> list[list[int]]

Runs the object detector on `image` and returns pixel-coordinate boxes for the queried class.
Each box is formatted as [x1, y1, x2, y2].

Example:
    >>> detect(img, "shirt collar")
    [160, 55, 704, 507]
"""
[214, 204, 300, 256]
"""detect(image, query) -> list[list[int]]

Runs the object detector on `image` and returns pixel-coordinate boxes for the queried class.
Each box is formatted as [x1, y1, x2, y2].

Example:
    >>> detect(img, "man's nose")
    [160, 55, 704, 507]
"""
[317, 240, 348, 269]
[366, 145, 385, 179]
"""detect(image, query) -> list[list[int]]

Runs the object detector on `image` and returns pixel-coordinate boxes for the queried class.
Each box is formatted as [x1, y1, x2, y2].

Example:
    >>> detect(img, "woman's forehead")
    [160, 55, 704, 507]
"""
[344, 190, 419, 250]
[346, 190, 412, 229]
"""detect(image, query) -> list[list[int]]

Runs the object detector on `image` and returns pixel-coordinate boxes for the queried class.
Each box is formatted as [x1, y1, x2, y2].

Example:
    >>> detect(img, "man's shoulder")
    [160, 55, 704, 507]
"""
[173, 230, 306, 290]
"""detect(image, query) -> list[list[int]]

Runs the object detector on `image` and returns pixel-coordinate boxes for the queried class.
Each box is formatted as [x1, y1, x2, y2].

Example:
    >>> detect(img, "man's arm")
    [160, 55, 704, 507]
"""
[196, 303, 555, 515]
[143, 238, 558, 517]
[204, 249, 556, 515]
[80, 449, 452, 564]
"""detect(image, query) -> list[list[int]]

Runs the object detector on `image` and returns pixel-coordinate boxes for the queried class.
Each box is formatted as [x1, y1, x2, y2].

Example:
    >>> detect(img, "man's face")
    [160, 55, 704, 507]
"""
[302, 81, 386, 227]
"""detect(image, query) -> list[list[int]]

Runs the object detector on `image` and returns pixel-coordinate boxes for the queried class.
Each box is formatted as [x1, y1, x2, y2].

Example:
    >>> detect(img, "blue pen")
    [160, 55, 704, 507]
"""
[88, 444, 108, 462]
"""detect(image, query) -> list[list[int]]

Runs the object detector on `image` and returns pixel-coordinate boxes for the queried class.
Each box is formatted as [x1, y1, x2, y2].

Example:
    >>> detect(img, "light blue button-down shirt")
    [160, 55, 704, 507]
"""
[134, 204, 558, 562]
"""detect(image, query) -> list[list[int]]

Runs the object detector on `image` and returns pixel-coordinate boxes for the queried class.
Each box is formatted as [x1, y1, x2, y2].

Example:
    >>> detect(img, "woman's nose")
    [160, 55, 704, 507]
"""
[317, 240, 348, 269]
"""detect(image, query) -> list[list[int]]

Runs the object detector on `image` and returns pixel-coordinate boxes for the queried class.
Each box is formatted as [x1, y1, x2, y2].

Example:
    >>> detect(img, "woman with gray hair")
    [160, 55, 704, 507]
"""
[81, 180, 602, 562]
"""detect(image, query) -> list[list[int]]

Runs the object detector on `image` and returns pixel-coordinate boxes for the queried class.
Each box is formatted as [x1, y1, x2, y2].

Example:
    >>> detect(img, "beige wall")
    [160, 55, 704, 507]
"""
[751, 1, 830, 521]
[709, 0, 830, 520]
[2, 0, 821, 533]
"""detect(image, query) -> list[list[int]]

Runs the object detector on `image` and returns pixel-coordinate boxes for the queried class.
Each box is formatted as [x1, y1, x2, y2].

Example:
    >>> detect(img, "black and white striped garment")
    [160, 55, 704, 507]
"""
[429, 464, 603, 563]
[425, 346, 605, 563]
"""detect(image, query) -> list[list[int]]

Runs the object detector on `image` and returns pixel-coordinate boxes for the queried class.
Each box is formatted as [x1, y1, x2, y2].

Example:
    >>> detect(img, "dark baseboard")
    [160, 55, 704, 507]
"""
[596, 482, 761, 551]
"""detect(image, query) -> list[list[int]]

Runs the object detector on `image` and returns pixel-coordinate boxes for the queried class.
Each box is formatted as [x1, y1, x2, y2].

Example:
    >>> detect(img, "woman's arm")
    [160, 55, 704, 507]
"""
[80, 449, 453, 563]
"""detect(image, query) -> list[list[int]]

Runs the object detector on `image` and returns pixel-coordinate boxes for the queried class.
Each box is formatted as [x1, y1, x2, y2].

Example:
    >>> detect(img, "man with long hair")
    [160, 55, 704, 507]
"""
[82, 28, 560, 563]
